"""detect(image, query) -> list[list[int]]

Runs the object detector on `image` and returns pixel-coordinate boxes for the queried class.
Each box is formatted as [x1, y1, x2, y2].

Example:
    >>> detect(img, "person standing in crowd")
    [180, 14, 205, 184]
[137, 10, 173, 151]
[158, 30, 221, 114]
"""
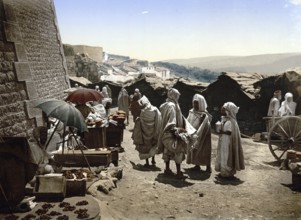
[157, 88, 196, 179]
[118, 88, 130, 124]
[101, 86, 109, 98]
[130, 88, 142, 122]
[186, 94, 212, 173]
[278, 92, 297, 116]
[101, 86, 112, 116]
[215, 102, 245, 178]
[95, 85, 100, 92]
[267, 90, 282, 117]
[132, 96, 162, 167]
[105, 84, 112, 98]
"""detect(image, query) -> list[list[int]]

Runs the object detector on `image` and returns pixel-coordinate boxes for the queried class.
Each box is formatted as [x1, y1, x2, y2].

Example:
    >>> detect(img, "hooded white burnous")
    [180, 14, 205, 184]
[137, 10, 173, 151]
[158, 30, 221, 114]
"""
[132, 96, 162, 160]
[186, 94, 212, 167]
[215, 102, 245, 177]
[278, 92, 297, 116]
[157, 88, 196, 164]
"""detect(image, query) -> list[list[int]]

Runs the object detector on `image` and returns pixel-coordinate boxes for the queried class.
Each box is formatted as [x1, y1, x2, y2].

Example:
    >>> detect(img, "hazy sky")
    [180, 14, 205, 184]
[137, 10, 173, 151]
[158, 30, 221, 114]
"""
[54, 0, 301, 61]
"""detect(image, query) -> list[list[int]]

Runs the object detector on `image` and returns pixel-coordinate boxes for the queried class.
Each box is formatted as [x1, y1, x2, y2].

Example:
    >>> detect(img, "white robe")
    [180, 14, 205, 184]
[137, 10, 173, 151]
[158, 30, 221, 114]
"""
[215, 117, 236, 177]
[157, 101, 195, 163]
[118, 91, 129, 115]
[278, 100, 297, 116]
[267, 97, 280, 117]
[132, 105, 161, 160]
[186, 110, 211, 166]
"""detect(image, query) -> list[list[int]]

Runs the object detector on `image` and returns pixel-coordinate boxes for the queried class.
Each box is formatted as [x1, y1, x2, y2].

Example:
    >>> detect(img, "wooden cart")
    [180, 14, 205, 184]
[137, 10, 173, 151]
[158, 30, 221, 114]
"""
[264, 116, 301, 161]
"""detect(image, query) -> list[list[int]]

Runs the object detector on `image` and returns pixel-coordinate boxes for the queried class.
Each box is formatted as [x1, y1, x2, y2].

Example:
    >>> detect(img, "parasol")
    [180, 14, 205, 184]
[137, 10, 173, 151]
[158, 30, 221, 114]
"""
[34, 98, 91, 170]
[65, 88, 103, 104]
[34, 99, 88, 133]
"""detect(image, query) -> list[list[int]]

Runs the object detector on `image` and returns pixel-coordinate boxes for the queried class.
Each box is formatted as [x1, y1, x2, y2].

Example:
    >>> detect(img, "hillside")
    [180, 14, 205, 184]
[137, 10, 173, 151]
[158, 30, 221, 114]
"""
[164, 53, 301, 75]
[152, 61, 219, 83]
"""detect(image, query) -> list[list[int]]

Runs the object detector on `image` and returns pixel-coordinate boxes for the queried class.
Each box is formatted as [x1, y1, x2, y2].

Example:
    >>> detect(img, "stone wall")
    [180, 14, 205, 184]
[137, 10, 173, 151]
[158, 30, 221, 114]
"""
[71, 45, 103, 63]
[65, 56, 76, 76]
[74, 53, 100, 83]
[0, 0, 69, 137]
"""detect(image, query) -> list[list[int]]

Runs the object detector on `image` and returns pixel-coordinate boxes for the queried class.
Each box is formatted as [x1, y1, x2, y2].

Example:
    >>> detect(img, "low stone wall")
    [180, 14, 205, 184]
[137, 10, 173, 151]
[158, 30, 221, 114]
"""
[73, 53, 100, 83]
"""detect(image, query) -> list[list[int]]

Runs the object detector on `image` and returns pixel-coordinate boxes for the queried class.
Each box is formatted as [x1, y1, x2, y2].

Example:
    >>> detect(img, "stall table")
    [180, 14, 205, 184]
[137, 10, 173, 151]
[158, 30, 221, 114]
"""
[54, 150, 111, 167]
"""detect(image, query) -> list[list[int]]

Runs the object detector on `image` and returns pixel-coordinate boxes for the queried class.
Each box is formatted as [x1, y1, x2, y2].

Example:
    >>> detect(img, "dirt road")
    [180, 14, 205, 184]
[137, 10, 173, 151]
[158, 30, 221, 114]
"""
[98, 117, 301, 220]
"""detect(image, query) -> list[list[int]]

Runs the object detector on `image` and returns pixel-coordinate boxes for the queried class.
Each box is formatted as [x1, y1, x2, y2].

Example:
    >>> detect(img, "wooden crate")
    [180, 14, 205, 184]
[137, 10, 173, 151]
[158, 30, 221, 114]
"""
[106, 124, 125, 147]
[33, 175, 66, 201]
[66, 179, 86, 197]
[84, 127, 106, 149]
[54, 150, 111, 167]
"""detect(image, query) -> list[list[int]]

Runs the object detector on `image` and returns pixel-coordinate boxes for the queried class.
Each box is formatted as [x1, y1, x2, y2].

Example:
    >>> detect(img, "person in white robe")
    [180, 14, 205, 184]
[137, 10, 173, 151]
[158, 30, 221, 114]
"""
[157, 88, 196, 179]
[101, 86, 112, 116]
[101, 86, 109, 98]
[267, 90, 281, 117]
[105, 84, 112, 98]
[215, 102, 245, 178]
[278, 92, 297, 116]
[132, 96, 162, 167]
[186, 94, 212, 173]
[118, 88, 130, 124]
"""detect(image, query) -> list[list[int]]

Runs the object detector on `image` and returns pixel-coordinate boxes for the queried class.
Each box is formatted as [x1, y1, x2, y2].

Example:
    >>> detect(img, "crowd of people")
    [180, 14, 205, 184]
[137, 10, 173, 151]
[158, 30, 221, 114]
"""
[100, 86, 298, 180]
[119, 87, 245, 180]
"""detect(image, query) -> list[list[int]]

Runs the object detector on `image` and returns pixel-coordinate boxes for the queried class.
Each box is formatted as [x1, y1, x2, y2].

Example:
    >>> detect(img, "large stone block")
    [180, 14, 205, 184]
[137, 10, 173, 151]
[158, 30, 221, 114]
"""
[3, 1, 17, 22]
[3, 21, 22, 43]
[15, 43, 27, 62]
[25, 81, 37, 99]
[14, 62, 32, 81]
[24, 99, 42, 120]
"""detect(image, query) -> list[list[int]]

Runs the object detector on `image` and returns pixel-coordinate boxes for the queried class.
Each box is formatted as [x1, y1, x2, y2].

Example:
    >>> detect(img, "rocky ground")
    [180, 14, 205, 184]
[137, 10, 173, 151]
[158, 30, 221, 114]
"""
[97, 114, 301, 220]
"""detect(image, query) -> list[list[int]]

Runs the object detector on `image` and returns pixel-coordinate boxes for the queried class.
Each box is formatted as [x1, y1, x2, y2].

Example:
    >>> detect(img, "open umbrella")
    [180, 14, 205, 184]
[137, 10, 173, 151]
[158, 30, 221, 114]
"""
[34, 98, 91, 170]
[34, 99, 88, 133]
[65, 88, 103, 104]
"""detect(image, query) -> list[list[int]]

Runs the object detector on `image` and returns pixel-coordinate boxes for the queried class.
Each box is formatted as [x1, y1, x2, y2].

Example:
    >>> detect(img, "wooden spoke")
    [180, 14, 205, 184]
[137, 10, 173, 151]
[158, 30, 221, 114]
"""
[292, 118, 299, 137]
[286, 119, 292, 137]
[295, 129, 301, 140]
[278, 148, 289, 160]
[271, 130, 283, 137]
[277, 123, 289, 138]
[270, 146, 282, 151]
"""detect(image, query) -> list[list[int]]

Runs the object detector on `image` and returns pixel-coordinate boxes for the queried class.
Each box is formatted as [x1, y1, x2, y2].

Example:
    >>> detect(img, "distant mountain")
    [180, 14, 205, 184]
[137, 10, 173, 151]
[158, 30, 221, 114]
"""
[152, 61, 219, 83]
[163, 53, 301, 75]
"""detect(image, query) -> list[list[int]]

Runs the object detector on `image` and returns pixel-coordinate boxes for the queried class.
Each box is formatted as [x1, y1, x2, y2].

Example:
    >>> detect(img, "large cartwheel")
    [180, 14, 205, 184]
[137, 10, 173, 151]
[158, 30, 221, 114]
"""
[268, 116, 301, 161]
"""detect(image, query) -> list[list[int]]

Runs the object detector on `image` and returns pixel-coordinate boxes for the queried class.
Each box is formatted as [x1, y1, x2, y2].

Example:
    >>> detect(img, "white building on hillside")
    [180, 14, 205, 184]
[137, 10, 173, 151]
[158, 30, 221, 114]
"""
[141, 65, 170, 79]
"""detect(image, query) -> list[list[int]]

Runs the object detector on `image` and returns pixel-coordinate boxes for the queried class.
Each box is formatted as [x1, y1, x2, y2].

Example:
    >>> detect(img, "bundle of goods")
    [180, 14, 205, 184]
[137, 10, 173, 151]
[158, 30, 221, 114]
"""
[86, 117, 105, 127]
[62, 169, 93, 197]
[109, 111, 126, 125]
[287, 150, 301, 160]
[62, 169, 94, 180]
